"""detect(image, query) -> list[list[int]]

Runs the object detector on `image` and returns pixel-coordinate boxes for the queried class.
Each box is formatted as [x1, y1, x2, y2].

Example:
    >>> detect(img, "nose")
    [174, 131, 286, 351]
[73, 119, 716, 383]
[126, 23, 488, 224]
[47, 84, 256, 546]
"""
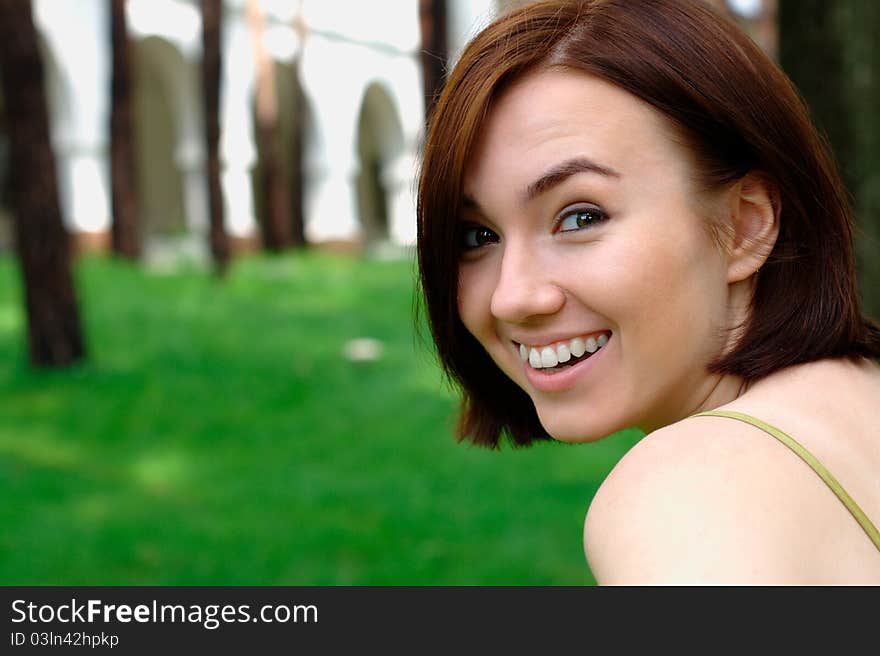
[489, 240, 565, 323]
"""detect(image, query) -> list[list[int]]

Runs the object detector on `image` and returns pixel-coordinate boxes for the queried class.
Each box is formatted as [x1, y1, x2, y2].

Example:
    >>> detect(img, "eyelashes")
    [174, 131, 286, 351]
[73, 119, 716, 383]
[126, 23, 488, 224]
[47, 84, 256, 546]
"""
[555, 204, 609, 232]
[461, 225, 500, 249]
[460, 203, 609, 252]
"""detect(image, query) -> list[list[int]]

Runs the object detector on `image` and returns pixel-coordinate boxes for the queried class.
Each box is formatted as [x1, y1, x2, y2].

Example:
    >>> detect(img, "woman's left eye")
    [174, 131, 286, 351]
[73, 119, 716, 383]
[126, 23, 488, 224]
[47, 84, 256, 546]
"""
[556, 205, 608, 232]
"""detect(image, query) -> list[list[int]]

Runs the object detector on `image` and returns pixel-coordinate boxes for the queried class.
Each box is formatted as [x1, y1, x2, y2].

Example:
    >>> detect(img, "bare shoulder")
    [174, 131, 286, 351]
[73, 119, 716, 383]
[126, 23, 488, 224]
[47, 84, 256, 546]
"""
[584, 415, 816, 585]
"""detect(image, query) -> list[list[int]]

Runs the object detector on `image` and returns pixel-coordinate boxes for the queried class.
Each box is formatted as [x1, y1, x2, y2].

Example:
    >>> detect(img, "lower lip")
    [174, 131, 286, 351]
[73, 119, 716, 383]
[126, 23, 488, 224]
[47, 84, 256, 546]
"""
[522, 337, 609, 393]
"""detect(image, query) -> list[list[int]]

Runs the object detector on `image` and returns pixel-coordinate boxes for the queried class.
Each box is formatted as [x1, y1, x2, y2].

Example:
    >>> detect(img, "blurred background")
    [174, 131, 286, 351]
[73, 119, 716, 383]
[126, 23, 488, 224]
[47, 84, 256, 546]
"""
[0, 0, 877, 584]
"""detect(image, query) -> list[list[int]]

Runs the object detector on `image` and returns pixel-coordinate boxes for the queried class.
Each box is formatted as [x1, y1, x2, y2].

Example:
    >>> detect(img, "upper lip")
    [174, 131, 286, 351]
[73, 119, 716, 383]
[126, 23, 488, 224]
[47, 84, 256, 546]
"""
[510, 330, 611, 349]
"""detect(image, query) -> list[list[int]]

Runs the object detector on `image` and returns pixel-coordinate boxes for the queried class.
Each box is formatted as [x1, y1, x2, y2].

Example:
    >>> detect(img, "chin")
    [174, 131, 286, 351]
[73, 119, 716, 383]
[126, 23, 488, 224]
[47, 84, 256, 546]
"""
[537, 413, 615, 444]
[532, 393, 642, 442]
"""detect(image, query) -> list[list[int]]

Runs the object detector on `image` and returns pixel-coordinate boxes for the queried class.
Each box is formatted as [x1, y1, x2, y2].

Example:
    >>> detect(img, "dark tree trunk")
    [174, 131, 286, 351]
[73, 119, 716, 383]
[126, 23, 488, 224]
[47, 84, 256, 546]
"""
[778, 1, 853, 179]
[839, 2, 880, 319]
[247, 0, 291, 252]
[109, 0, 141, 259]
[256, 121, 292, 251]
[779, 0, 880, 316]
[0, 0, 86, 367]
[288, 57, 306, 248]
[252, 102, 293, 251]
[201, 0, 230, 272]
[419, 0, 447, 121]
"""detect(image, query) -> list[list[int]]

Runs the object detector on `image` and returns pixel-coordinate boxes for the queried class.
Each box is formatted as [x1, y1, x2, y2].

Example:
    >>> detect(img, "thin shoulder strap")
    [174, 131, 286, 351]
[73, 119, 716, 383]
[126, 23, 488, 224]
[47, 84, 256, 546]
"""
[693, 409, 880, 554]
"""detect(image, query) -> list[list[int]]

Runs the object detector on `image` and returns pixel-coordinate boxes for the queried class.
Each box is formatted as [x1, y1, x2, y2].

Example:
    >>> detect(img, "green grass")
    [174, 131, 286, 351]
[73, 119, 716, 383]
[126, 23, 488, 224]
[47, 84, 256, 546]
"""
[0, 251, 641, 584]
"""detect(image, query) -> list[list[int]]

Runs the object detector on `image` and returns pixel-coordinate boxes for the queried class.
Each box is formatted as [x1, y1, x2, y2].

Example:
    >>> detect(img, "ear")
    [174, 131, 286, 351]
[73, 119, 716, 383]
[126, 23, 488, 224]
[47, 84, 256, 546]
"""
[725, 173, 780, 284]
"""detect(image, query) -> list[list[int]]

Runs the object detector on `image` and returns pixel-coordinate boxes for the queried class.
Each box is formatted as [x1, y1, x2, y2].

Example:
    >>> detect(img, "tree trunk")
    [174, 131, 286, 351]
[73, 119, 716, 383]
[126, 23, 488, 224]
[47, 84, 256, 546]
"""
[779, 0, 880, 316]
[109, 0, 141, 259]
[201, 0, 230, 273]
[839, 2, 880, 319]
[0, 0, 86, 367]
[288, 56, 306, 248]
[246, 0, 292, 252]
[778, 1, 852, 178]
[419, 0, 447, 121]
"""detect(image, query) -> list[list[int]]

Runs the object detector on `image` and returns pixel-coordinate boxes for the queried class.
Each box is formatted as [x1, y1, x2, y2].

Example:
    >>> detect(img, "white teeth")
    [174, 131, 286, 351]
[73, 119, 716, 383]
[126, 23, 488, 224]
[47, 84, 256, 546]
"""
[521, 332, 610, 370]
[556, 343, 571, 363]
[529, 348, 542, 368]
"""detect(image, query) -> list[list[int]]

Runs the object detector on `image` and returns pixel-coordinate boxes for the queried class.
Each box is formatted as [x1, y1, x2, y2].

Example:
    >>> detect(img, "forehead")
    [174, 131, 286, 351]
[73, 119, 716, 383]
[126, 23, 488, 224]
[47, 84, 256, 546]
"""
[463, 68, 691, 199]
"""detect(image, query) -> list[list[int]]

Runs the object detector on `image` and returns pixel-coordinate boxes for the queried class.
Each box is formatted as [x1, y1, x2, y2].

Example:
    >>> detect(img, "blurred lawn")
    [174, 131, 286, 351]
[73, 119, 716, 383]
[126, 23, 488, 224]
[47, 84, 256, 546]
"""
[0, 251, 641, 584]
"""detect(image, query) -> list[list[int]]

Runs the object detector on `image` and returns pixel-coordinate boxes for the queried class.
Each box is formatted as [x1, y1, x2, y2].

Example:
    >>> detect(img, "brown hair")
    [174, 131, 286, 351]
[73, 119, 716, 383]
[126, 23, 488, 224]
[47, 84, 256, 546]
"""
[417, 0, 880, 448]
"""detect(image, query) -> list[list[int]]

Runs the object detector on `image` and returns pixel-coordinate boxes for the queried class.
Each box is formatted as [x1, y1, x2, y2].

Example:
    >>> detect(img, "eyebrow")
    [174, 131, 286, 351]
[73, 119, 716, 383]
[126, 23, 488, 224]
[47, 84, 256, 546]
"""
[524, 157, 621, 202]
[460, 156, 621, 213]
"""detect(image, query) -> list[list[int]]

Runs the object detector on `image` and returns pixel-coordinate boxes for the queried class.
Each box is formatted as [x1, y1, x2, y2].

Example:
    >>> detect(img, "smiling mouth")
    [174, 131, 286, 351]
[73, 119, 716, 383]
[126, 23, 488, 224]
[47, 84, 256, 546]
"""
[516, 331, 611, 374]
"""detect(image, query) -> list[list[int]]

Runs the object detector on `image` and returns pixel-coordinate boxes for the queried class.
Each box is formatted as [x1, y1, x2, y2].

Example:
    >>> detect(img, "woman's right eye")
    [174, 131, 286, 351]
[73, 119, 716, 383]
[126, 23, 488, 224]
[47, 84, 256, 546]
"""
[461, 225, 500, 249]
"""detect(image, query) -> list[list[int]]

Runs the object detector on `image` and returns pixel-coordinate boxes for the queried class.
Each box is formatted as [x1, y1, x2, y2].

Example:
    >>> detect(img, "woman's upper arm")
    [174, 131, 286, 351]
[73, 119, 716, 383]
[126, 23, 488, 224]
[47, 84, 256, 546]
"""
[584, 421, 805, 585]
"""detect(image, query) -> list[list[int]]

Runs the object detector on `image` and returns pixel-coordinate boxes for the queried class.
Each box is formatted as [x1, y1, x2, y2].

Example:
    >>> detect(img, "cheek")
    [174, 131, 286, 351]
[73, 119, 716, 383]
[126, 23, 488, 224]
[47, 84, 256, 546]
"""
[597, 226, 724, 345]
[456, 264, 495, 341]
[625, 260, 692, 357]
[457, 263, 527, 385]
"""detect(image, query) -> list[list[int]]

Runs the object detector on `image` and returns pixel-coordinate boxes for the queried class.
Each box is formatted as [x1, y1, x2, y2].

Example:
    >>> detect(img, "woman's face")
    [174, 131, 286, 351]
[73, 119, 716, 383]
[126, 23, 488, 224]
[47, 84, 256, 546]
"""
[458, 69, 737, 441]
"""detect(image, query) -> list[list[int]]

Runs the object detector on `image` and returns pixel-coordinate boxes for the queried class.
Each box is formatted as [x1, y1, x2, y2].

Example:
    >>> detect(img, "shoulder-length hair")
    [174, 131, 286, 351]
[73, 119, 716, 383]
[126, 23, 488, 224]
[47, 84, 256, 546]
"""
[416, 0, 880, 448]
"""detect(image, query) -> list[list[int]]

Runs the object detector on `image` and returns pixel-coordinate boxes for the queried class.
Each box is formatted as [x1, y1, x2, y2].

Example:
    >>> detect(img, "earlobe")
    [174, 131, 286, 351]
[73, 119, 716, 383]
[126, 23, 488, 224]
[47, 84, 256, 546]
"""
[726, 173, 780, 284]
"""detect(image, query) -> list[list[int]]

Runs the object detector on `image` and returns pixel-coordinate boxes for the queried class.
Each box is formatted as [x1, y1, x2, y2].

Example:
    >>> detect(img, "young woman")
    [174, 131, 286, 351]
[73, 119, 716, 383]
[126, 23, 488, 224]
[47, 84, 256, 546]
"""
[417, 0, 880, 583]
